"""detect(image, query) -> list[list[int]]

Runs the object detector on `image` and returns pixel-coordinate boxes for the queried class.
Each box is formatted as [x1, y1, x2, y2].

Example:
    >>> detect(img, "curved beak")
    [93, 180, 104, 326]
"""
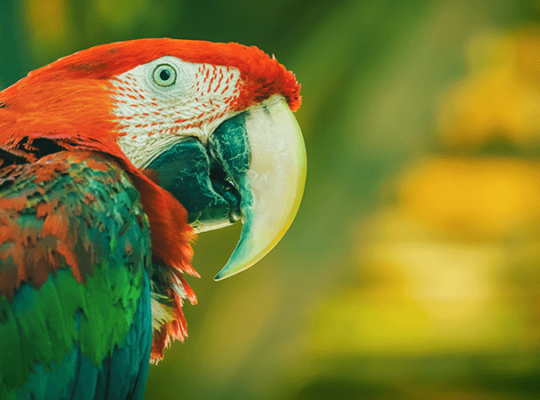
[147, 96, 306, 280]
[213, 97, 306, 280]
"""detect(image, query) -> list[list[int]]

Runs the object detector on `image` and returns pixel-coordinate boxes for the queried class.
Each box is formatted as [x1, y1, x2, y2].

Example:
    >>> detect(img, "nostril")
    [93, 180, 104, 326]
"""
[209, 163, 227, 183]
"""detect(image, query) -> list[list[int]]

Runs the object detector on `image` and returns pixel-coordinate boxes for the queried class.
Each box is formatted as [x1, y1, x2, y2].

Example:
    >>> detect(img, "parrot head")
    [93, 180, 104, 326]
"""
[0, 38, 306, 282]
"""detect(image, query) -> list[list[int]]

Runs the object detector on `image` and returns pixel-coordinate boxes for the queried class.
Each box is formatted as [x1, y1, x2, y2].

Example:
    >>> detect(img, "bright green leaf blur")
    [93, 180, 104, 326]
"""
[3, 0, 540, 399]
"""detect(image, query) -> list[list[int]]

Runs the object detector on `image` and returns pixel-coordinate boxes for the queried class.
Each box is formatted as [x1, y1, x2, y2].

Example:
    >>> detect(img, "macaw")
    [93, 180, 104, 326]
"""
[0, 39, 306, 400]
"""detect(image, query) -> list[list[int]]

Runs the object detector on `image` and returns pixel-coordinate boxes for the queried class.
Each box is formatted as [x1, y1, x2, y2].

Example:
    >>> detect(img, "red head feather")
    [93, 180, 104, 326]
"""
[2, 38, 301, 110]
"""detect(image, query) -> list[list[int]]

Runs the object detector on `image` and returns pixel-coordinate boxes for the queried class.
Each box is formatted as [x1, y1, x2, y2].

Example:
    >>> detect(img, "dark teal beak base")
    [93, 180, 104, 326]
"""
[147, 113, 251, 232]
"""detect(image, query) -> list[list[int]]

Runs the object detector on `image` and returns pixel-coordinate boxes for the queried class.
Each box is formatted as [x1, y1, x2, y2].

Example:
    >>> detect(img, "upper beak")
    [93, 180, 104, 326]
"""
[147, 95, 306, 280]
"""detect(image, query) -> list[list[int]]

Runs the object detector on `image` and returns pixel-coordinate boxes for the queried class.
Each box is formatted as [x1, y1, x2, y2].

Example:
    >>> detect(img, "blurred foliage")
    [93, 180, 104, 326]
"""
[3, 0, 540, 399]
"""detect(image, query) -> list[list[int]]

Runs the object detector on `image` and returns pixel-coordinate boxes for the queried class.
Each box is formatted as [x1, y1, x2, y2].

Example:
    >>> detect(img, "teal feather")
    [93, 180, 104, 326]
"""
[0, 151, 153, 399]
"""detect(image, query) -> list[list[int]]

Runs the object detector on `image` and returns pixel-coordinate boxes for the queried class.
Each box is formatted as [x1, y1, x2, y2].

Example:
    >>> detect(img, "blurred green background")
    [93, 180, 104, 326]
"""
[3, 0, 540, 398]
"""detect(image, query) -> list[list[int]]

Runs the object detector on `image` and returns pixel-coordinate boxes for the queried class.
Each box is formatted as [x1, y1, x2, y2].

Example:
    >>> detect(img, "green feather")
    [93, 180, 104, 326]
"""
[0, 152, 152, 398]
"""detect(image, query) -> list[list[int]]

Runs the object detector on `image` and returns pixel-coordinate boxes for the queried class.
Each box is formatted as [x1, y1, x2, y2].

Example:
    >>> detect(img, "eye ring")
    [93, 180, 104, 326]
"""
[153, 64, 177, 87]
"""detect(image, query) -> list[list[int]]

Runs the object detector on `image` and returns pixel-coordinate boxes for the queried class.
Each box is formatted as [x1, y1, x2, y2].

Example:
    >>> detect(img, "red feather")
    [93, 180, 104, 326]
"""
[1, 39, 301, 111]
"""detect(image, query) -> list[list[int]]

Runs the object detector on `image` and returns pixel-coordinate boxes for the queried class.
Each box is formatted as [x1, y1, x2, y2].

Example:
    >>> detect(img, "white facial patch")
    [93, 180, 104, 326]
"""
[110, 56, 242, 168]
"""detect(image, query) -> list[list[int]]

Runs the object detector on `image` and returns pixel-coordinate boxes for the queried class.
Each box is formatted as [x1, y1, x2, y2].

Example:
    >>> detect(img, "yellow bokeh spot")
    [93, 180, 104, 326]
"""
[310, 212, 536, 357]
[437, 29, 540, 146]
[398, 157, 540, 238]
[26, 0, 68, 44]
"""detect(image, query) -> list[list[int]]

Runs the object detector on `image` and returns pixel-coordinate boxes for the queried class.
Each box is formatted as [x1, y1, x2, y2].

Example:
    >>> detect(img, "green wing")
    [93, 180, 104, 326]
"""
[0, 151, 153, 400]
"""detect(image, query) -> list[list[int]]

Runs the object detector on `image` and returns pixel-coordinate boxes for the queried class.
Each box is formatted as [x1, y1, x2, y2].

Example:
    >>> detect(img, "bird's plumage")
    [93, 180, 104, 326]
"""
[0, 152, 153, 399]
[0, 38, 305, 399]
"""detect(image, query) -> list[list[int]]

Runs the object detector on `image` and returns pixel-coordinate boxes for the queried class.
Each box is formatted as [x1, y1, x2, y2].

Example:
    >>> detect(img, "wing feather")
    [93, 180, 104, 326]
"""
[0, 151, 152, 400]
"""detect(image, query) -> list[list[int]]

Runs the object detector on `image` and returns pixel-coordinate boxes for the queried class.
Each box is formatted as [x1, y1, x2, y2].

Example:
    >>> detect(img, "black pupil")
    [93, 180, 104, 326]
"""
[159, 69, 171, 81]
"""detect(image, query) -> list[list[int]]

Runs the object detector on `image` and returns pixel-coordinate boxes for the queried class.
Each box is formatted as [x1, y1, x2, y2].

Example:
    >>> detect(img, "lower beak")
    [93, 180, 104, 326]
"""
[147, 96, 306, 280]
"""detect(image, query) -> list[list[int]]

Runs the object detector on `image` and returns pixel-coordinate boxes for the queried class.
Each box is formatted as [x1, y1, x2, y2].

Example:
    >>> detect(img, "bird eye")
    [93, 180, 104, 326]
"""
[153, 64, 177, 87]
